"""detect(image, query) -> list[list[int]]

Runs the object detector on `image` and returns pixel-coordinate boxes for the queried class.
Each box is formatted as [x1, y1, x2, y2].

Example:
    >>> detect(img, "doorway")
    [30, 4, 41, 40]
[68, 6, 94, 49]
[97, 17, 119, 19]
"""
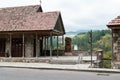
[12, 38, 22, 57]
[0, 38, 6, 57]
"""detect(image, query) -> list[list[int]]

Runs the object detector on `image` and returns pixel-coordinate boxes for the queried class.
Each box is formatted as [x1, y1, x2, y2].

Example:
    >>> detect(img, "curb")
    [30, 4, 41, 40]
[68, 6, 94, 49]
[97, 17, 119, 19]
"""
[0, 65, 120, 73]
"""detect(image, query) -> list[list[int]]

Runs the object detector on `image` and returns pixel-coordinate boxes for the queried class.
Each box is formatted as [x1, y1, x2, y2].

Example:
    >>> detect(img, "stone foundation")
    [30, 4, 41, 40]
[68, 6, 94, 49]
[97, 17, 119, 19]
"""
[65, 52, 72, 56]
[113, 62, 120, 69]
[0, 57, 50, 63]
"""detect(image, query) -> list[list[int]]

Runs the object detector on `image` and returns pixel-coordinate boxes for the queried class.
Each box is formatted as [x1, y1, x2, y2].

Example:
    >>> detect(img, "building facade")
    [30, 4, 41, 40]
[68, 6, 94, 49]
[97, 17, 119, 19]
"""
[0, 5, 65, 58]
[107, 16, 120, 68]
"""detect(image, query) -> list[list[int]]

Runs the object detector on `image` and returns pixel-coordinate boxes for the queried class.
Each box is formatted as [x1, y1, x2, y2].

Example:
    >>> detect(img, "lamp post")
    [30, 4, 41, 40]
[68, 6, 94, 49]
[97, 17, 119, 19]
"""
[88, 30, 93, 67]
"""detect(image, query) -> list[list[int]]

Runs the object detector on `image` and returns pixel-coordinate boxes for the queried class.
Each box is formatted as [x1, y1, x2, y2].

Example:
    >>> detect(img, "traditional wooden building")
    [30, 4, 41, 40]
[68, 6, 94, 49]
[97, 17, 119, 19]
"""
[107, 16, 120, 68]
[0, 5, 65, 58]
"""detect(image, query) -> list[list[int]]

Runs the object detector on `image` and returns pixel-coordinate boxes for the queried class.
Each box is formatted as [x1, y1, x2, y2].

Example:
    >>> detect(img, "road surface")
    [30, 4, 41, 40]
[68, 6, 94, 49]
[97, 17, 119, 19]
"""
[0, 68, 119, 80]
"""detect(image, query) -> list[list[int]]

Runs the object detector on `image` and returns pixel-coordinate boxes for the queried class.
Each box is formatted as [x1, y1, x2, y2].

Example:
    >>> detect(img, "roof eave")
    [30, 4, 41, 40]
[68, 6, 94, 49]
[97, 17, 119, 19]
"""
[107, 25, 120, 29]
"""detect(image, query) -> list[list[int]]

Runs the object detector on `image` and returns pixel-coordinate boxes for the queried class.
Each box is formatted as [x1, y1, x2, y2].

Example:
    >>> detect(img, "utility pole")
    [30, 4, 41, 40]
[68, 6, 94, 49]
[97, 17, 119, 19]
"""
[88, 30, 93, 67]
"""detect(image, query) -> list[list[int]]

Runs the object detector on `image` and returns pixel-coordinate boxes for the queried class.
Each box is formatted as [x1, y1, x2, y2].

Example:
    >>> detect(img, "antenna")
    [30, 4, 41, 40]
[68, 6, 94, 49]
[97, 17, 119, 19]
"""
[40, 0, 42, 5]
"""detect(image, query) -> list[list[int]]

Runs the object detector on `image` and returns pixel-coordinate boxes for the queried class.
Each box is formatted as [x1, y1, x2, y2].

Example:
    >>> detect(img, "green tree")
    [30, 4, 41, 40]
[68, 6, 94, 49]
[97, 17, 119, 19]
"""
[72, 30, 112, 68]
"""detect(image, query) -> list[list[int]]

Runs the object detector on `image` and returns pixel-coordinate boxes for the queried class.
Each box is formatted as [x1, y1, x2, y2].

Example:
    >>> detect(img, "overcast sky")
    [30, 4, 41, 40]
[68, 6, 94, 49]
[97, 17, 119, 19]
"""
[0, 0, 120, 32]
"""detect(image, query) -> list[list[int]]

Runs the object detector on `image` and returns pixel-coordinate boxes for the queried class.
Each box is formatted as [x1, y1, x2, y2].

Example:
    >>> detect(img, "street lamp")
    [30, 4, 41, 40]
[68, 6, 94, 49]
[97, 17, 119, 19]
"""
[88, 30, 93, 67]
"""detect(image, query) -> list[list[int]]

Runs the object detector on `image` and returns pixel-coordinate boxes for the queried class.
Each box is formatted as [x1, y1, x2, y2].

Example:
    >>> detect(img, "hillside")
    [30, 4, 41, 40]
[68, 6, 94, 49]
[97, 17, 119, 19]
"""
[72, 30, 112, 51]
[72, 30, 112, 68]
[65, 30, 89, 37]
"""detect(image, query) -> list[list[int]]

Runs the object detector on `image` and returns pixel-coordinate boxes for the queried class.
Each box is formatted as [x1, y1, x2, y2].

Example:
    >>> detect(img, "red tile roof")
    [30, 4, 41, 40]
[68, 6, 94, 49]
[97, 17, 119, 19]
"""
[107, 16, 120, 27]
[0, 5, 64, 34]
[0, 11, 59, 31]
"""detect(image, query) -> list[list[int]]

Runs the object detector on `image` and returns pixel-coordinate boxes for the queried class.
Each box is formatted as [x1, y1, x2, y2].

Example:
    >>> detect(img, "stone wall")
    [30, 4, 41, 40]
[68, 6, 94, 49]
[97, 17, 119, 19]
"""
[113, 30, 120, 61]
[25, 34, 34, 57]
[72, 50, 96, 56]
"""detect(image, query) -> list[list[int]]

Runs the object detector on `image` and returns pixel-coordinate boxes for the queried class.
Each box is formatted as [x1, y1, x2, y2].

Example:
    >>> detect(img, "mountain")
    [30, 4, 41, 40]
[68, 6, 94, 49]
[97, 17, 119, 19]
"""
[72, 30, 112, 51]
[65, 30, 89, 37]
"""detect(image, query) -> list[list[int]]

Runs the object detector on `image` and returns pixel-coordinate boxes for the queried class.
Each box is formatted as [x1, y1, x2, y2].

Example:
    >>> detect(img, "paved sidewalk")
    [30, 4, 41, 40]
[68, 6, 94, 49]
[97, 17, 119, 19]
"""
[0, 62, 120, 73]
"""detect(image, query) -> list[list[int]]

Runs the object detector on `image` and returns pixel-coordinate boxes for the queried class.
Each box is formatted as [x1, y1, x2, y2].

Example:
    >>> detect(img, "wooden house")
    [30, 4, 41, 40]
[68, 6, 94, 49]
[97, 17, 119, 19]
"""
[0, 5, 65, 58]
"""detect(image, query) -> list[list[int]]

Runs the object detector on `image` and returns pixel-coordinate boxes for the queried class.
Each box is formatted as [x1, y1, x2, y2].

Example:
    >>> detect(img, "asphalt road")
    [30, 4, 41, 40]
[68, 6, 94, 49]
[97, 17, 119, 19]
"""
[0, 68, 119, 80]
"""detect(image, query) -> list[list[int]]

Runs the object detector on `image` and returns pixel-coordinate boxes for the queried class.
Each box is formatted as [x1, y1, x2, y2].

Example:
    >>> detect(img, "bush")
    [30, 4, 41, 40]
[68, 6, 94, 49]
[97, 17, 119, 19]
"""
[103, 51, 112, 68]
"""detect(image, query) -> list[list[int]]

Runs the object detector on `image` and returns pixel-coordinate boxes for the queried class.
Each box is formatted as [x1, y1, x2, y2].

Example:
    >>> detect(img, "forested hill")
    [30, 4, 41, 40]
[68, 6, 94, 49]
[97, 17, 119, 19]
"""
[72, 30, 112, 68]
[72, 30, 112, 53]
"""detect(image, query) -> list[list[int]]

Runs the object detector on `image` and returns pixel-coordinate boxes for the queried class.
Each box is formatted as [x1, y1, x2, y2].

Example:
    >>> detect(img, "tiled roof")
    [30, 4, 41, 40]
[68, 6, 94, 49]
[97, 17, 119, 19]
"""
[0, 5, 62, 32]
[107, 16, 120, 27]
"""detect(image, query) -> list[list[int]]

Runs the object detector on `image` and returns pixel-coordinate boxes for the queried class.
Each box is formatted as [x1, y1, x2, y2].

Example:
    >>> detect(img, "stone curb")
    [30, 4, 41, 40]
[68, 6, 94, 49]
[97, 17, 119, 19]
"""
[0, 64, 120, 73]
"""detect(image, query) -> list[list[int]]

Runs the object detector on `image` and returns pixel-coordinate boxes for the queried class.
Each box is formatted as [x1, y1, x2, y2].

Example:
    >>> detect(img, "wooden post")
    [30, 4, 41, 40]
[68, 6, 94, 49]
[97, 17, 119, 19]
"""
[36, 33, 38, 58]
[47, 37, 49, 50]
[62, 35, 64, 54]
[45, 36, 47, 57]
[46, 37, 49, 56]
[50, 33, 53, 58]
[9, 34, 12, 58]
[22, 34, 25, 58]
[35, 33, 41, 58]
[39, 37, 41, 56]
[57, 36, 59, 57]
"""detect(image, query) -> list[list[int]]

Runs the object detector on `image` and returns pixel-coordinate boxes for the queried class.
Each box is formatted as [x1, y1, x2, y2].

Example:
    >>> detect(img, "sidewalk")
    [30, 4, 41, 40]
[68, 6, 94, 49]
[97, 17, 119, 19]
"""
[0, 62, 120, 73]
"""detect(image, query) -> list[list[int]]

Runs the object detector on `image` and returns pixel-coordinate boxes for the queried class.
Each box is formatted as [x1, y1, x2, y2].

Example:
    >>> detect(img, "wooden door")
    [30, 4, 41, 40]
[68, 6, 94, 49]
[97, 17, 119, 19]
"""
[12, 38, 22, 57]
[0, 38, 6, 57]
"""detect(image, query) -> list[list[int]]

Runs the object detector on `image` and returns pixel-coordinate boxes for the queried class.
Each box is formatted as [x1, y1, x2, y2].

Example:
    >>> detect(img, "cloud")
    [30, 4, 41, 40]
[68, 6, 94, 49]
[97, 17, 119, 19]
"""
[0, 0, 120, 32]
[42, 0, 120, 31]
[0, 0, 40, 8]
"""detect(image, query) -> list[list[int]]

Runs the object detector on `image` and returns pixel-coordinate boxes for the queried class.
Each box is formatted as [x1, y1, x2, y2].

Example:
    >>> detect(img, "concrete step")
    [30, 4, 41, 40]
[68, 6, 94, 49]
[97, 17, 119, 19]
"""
[50, 59, 78, 64]
[0, 58, 50, 63]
